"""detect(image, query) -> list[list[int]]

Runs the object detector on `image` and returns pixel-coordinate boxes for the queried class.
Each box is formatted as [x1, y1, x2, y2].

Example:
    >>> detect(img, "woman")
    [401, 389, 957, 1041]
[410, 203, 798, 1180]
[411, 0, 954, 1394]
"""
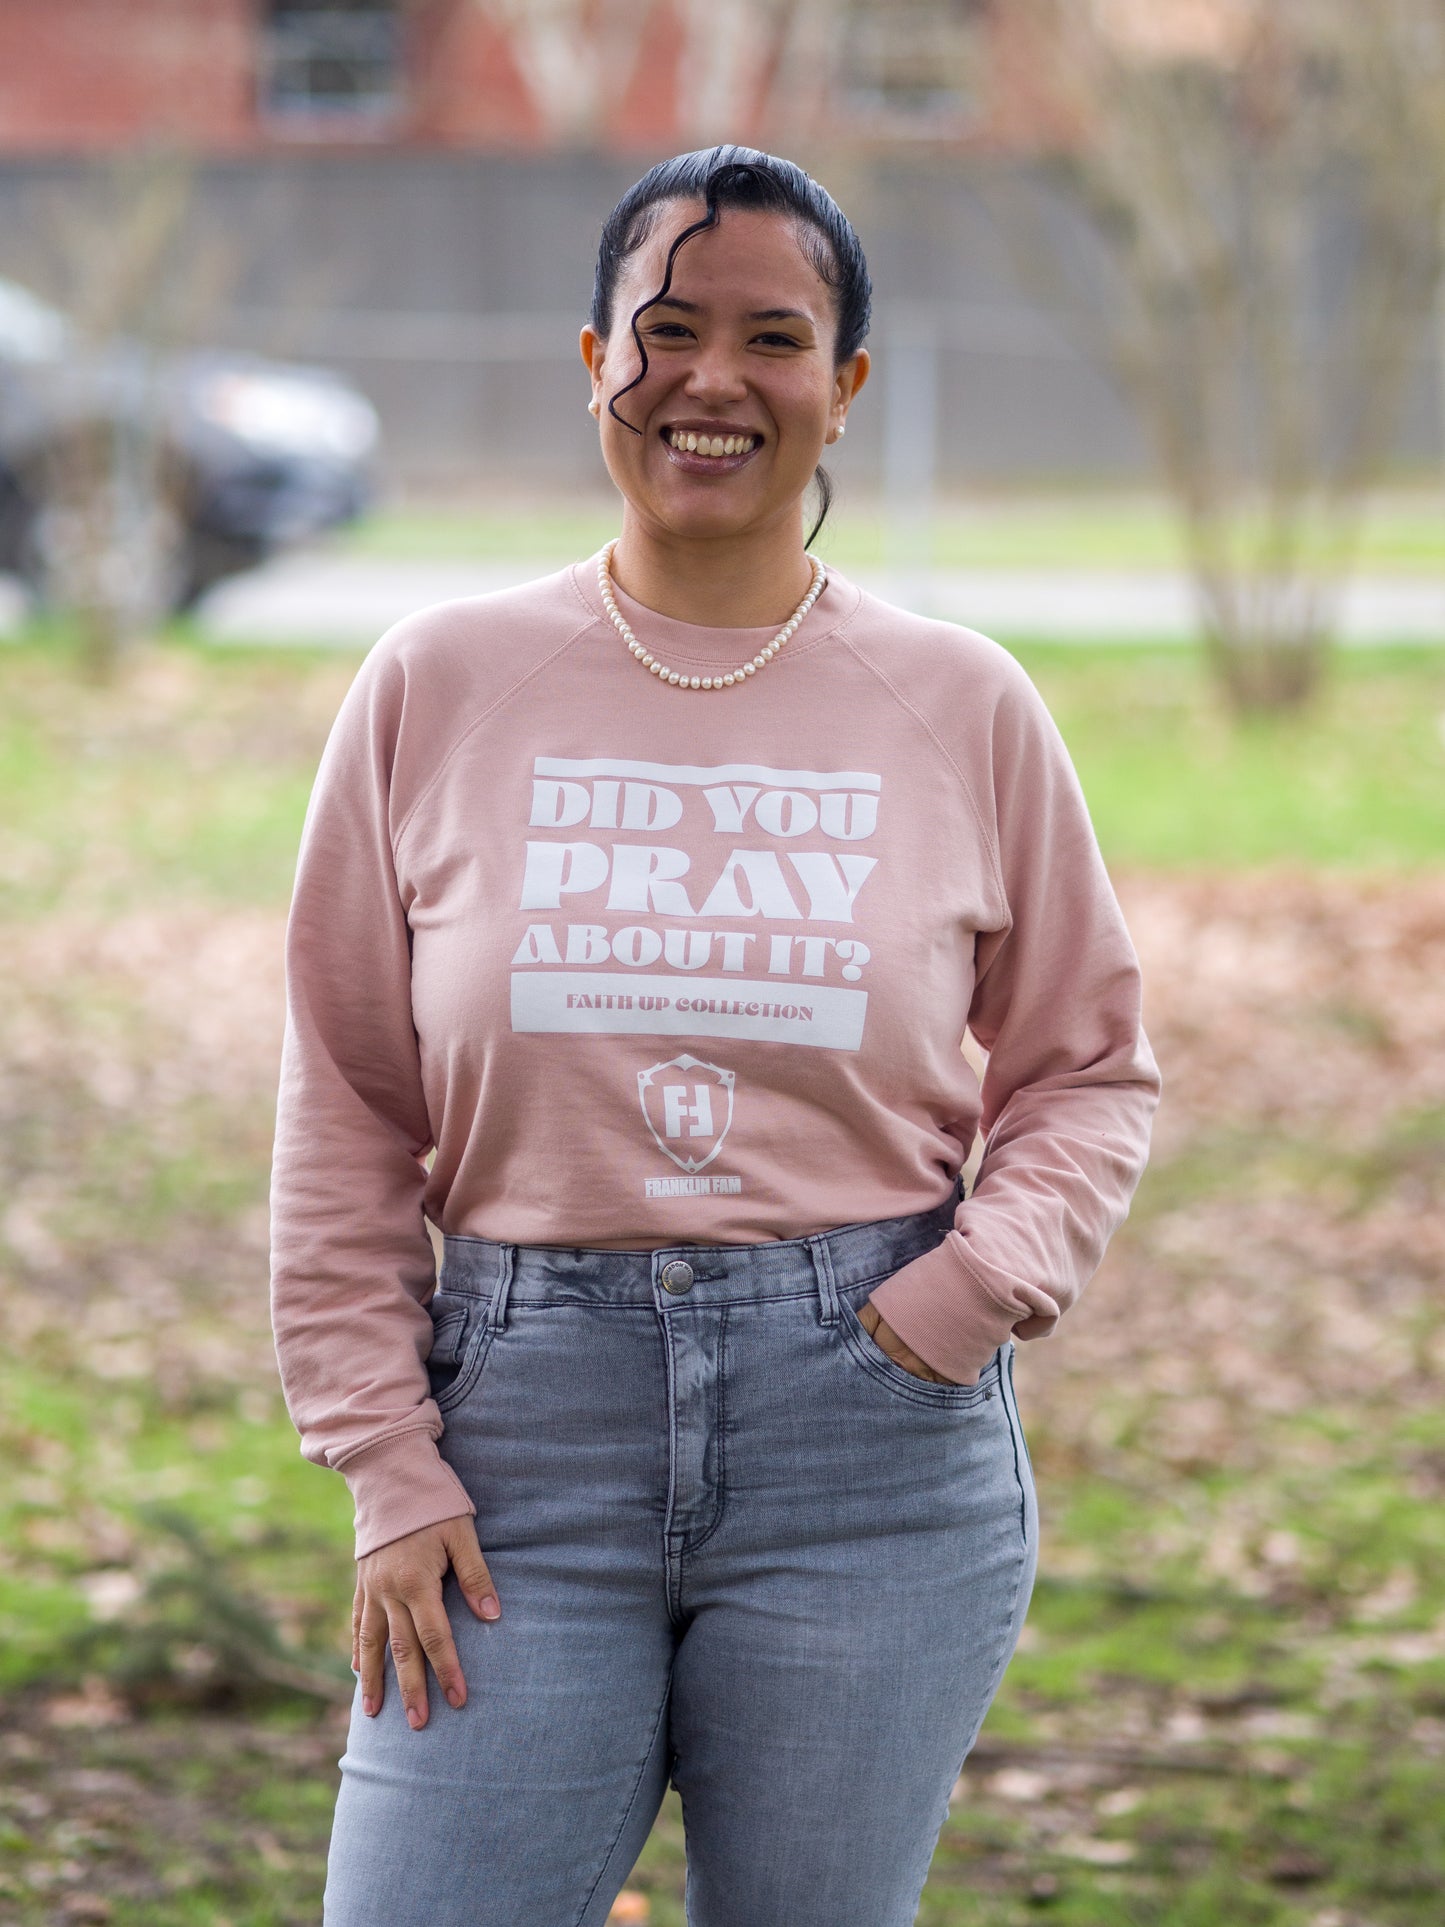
[270, 146, 1160, 1927]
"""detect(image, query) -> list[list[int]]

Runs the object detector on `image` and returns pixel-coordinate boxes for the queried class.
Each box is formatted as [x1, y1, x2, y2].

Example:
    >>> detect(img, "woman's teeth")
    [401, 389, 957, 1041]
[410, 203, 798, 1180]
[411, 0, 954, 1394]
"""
[668, 430, 758, 457]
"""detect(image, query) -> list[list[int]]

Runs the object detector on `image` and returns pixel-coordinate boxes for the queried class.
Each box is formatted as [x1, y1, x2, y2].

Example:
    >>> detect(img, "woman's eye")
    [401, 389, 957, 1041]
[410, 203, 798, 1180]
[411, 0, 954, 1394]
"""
[645, 325, 799, 347]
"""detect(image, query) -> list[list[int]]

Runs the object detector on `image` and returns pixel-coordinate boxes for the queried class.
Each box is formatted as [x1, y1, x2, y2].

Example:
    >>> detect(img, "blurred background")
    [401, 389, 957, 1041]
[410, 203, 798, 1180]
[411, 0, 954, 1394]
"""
[1, 3, 1443, 1923]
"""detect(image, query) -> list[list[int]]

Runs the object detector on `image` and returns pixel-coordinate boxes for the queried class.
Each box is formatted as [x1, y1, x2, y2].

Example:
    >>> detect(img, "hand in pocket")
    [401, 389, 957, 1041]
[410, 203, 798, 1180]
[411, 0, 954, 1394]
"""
[856, 1297, 964, 1384]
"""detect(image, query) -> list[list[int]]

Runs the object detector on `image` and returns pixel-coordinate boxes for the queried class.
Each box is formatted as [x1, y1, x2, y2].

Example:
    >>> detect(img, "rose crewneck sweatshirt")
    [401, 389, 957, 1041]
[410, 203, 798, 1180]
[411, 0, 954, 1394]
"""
[269, 549, 1161, 1557]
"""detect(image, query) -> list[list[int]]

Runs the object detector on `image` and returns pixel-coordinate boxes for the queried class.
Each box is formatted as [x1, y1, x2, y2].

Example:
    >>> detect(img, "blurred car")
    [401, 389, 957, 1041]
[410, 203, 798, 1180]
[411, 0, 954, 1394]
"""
[0, 274, 379, 615]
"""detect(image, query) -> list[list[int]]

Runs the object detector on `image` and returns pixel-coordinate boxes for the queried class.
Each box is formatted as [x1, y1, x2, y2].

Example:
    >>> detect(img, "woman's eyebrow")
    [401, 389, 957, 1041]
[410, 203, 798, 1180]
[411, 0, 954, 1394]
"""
[647, 297, 813, 324]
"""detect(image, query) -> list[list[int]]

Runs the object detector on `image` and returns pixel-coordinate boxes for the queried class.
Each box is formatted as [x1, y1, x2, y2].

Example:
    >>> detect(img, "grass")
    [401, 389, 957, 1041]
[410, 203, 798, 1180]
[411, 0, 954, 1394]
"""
[0, 631, 1441, 902]
[1010, 642, 1445, 868]
[338, 483, 1445, 574]
[1, 636, 1443, 1921]
[4, 1367, 1442, 1922]
[0, 639, 351, 915]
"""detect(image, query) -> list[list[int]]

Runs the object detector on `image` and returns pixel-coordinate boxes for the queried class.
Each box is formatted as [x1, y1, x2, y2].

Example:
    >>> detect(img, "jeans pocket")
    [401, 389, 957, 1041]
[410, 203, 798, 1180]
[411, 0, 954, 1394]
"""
[426, 1293, 496, 1415]
[834, 1273, 999, 1409]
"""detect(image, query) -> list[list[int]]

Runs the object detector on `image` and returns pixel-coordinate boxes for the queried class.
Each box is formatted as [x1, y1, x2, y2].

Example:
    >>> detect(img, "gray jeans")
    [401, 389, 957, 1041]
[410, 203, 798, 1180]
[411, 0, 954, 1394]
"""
[323, 1183, 1039, 1926]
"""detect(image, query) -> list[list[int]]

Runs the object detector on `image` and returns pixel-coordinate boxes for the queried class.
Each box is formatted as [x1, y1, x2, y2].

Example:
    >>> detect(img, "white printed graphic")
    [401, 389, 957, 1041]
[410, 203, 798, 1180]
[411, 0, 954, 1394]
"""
[532, 756, 880, 795]
[645, 1175, 743, 1198]
[638, 1053, 735, 1173]
[511, 755, 882, 1049]
[510, 973, 867, 1049]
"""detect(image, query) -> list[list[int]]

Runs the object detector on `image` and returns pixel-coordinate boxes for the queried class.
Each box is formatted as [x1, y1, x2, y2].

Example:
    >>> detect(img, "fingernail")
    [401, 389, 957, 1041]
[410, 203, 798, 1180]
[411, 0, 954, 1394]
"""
[446, 1686, 464, 1708]
[362, 1696, 376, 1716]
[407, 1706, 424, 1730]
[480, 1596, 501, 1620]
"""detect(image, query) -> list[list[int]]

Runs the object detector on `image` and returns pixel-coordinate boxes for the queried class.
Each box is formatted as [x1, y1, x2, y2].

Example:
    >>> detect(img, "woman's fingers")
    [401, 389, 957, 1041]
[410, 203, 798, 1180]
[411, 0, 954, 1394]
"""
[439, 1516, 502, 1622]
[353, 1519, 503, 1730]
[350, 1572, 365, 1675]
[357, 1589, 390, 1716]
[384, 1597, 434, 1730]
[410, 1589, 469, 1715]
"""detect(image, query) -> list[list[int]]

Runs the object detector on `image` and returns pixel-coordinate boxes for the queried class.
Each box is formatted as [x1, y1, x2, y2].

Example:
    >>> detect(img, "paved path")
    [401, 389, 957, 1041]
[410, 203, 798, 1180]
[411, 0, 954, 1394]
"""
[3, 556, 1443, 645]
[193, 556, 1445, 646]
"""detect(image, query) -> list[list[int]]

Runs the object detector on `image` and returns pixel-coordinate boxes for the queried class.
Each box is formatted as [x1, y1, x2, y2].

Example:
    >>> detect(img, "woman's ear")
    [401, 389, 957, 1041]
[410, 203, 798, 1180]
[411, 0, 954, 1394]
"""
[579, 324, 605, 388]
[836, 347, 871, 410]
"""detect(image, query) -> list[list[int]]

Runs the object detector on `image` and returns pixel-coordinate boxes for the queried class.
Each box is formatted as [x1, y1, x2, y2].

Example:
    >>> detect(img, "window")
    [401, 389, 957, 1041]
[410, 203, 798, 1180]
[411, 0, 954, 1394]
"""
[259, 1, 403, 131]
[837, 0, 988, 133]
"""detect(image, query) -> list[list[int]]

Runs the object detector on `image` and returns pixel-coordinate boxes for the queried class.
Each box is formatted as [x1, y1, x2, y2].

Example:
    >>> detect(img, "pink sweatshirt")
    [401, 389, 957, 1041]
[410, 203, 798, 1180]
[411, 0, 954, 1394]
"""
[269, 548, 1161, 1557]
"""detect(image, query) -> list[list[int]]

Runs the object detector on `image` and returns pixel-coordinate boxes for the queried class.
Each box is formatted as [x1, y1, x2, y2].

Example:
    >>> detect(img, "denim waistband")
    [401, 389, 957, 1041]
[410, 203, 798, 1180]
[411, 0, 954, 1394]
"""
[437, 1177, 964, 1312]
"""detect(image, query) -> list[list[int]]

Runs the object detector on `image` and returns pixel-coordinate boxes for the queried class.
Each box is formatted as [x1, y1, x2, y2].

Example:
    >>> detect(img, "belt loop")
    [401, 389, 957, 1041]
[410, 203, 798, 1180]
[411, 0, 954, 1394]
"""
[486, 1243, 515, 1333]
[808, 1232, 840, 1327]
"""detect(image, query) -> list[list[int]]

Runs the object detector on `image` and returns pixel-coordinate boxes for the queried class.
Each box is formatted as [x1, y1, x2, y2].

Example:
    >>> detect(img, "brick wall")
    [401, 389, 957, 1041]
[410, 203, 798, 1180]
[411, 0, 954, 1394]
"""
[0, 1, 1065, 156]
[0, 0, 256, 151]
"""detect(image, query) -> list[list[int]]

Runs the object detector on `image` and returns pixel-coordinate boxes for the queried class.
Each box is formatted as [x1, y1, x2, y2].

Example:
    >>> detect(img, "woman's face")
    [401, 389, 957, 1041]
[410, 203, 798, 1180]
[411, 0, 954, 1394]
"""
[579, 199, 869, 546]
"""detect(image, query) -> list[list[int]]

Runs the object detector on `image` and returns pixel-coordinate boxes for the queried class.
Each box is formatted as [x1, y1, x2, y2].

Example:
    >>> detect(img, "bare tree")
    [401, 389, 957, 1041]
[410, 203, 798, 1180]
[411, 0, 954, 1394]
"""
[4, 145, 235, 679]
[1001, 0, 1445, 711]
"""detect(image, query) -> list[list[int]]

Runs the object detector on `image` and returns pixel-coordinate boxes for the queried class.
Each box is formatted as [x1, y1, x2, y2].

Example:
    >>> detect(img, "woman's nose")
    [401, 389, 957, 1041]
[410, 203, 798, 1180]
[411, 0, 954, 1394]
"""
[683, 343, 748, 400]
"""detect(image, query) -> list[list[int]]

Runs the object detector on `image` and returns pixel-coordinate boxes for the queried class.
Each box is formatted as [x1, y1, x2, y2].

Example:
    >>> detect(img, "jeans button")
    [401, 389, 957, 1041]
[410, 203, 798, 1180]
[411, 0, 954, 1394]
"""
[660, 1260, 695, 1294]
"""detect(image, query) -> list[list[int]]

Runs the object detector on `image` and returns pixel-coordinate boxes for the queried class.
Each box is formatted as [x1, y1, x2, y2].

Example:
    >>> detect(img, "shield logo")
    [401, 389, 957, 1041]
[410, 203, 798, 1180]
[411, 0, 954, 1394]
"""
[637, 1053, 736, 1173]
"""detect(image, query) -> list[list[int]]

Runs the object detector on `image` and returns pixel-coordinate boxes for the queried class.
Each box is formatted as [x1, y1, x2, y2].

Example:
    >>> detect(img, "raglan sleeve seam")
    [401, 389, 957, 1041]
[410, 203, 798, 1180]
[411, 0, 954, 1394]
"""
[835, 623, 1011, 931]
[391, 610, 599, 865]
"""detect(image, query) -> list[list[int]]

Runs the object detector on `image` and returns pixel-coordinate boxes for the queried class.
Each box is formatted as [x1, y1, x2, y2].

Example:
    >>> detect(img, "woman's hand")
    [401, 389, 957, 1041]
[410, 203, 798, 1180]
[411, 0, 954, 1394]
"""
[353, 1515, 502, 1731]
[857, 1297, 964, 1385]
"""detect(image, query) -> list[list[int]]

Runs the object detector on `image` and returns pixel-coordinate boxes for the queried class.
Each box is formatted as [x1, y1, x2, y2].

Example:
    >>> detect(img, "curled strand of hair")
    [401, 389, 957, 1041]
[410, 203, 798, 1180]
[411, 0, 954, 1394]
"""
[805, 465, 832, 552]
[606, 180, 746, 432]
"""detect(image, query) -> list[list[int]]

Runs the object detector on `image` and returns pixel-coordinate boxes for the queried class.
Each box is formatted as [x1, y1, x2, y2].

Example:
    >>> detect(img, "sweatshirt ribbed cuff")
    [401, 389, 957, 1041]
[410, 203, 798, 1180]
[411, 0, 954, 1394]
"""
[339, 1429, 476, 1560]
[863, 1236, 1039, 1385]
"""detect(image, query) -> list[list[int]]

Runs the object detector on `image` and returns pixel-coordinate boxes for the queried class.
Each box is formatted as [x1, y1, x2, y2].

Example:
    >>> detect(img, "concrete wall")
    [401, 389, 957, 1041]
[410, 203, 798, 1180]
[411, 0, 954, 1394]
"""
[0, 149, 1437, 494]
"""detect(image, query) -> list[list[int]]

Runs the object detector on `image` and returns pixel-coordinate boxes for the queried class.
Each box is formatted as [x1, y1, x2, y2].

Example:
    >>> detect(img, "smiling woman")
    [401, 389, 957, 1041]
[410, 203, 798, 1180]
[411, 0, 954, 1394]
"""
[579, 151, 871, 625]
[268, 144, 1161, 1927]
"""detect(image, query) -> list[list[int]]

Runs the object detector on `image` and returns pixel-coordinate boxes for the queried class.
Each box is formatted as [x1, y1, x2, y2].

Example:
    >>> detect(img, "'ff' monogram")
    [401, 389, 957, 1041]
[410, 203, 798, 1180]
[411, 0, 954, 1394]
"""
[663, 1083, 714, 1139]
[638, 1053, 736, 1172]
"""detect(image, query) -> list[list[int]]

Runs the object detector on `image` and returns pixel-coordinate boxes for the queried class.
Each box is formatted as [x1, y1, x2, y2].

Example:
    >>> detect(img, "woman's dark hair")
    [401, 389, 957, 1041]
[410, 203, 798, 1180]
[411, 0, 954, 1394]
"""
[590, 145, 871, 550]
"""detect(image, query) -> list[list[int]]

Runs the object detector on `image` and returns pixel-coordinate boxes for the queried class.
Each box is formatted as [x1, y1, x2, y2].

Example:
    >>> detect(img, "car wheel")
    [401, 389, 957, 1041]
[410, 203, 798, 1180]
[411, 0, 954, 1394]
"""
[172, 530, 267, 613]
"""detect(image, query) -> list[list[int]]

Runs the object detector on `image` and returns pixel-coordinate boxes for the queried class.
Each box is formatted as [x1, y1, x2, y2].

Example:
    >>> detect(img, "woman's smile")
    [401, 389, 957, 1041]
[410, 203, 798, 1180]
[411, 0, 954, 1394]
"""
[660, 420, 764, 472]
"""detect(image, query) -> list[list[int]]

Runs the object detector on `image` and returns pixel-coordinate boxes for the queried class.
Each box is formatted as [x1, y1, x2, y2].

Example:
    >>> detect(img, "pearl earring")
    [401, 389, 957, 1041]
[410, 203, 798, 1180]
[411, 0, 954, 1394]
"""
[588, 398, 601, 416]
[835, 422, 846, 439]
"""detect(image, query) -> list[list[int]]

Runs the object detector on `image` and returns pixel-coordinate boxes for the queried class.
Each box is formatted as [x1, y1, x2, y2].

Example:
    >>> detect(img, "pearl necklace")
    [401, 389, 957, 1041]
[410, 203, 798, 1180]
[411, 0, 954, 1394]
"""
[597, 539, 827, 690]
